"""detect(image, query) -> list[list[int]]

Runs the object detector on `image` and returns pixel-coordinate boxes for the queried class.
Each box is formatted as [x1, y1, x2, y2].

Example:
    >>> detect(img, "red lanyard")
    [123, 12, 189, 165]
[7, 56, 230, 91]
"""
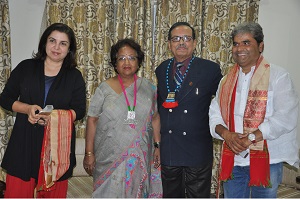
[118, 74, 137, 111]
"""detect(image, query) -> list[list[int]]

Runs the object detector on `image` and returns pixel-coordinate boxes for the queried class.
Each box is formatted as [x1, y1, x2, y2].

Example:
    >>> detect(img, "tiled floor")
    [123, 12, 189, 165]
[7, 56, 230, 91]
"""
[278, 184, 300, 198]
[67, 176, 300, 198]
[67, 176, 92, 198]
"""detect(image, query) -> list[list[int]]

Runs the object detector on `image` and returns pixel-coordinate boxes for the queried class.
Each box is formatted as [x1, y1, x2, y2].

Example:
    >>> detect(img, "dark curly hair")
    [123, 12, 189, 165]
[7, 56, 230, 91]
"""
[32, 23, 77, 69]
[110, 38, 144, 74]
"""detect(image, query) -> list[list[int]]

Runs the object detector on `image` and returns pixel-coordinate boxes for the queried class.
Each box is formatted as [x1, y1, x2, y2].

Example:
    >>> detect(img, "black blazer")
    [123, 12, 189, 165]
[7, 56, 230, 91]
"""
[155, 57, 222, 167]
[0, 59, 86, 181]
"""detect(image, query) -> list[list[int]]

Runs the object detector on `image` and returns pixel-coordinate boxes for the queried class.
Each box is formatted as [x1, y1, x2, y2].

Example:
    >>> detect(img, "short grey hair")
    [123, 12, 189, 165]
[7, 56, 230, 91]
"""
[231, 22, 264, 44]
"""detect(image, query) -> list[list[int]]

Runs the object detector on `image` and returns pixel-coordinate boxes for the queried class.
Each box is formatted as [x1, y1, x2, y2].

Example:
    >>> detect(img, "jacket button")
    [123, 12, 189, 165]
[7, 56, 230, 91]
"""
[184, 110, 187, 113]
[169, 130, 172, 134]
[169, 109, 172, 112]
[183, 132, 187, 135]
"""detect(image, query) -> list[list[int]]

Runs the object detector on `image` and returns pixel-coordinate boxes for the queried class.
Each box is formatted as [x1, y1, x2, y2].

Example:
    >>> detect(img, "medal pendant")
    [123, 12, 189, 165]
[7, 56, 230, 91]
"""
[163, 92, 178, 108]
[166, 92, 176, 102]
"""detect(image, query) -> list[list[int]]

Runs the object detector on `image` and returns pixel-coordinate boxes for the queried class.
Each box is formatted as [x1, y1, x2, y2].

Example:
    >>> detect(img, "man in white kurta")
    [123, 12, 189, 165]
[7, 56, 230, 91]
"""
[209, 22, 299, 198]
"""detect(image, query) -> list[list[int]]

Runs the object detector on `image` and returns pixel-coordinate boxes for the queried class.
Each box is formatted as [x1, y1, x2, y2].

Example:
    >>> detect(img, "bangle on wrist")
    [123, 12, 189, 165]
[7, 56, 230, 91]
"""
[153, 141, 160, 148]
[85, 151, 94, 156]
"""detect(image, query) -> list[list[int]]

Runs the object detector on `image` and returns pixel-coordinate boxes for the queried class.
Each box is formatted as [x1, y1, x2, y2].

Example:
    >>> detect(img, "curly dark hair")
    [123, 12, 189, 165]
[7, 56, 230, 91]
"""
[110, 38, 144, 74]
[32, 23, 77, 69]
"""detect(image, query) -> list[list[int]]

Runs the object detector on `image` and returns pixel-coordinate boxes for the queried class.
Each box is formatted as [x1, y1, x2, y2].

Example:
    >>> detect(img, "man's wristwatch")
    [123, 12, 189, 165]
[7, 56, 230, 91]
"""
[153, 141, 160, 148]
[248, 133, 256, 144]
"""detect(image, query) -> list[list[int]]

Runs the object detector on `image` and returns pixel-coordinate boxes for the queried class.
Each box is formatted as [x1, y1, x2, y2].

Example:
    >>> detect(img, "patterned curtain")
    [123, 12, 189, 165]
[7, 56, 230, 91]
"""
[45, 0, 154, 138]
[114, 0, 154, 81]
[0, 0, 13, 181]
[154, 0, 260, 195]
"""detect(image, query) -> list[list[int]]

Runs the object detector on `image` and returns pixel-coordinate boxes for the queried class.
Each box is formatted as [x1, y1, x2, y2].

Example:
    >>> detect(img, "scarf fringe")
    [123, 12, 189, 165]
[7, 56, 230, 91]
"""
[249, 179, 272, 188]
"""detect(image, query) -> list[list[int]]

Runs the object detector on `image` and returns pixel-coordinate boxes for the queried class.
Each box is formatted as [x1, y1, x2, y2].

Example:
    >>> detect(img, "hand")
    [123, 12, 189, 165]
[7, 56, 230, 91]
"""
[29, 105, 51, 126]
[223, 131, 249, 154]
[27, 105, 42, 124]
[153, 148, 161, 169]
[36, 114, 51, 126]
[83, 153, 95, 176]
[238, 132, 258, 146]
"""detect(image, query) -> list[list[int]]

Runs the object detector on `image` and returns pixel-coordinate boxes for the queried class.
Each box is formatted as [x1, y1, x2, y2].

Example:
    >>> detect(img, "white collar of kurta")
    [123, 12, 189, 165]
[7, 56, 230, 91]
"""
[238, 65, 256, 76]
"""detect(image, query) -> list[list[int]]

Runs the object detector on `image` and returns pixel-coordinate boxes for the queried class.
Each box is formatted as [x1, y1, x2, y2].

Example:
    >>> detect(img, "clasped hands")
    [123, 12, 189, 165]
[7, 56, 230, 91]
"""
[223, 131, 256, 155]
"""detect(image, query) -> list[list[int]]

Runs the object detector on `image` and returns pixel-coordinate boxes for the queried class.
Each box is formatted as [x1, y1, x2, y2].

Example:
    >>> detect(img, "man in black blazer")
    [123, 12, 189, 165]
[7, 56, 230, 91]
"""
[155, 22, 222, 198]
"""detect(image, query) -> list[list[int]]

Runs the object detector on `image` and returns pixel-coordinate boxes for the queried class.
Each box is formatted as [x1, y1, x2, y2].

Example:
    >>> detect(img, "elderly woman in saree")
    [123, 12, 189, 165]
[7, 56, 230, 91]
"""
[83, 38, 163, 198]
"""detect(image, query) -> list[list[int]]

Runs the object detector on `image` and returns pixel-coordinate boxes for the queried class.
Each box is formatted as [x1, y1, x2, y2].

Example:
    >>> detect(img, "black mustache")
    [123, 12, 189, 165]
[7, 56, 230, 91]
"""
[176, 43, 187, 49]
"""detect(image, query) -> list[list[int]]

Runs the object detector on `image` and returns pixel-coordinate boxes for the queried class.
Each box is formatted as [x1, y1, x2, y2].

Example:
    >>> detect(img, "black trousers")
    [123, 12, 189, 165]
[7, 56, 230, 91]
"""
[161, 164, 212, 198]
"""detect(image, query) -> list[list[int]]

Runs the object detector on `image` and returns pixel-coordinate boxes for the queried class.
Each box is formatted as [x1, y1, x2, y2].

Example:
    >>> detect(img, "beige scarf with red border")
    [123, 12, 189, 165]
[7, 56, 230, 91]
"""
[37, 110, 73, 191]
[218, 56, 271, 187]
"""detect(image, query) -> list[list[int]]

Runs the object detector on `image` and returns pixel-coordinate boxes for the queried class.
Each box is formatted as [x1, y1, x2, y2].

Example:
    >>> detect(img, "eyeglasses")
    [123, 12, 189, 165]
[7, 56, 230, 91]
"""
[117, 55, 137, 63]
[170, 35, 193, 42]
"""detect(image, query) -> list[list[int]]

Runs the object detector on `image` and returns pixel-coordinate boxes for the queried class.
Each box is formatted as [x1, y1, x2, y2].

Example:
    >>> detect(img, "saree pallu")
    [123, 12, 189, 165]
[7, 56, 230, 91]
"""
[91, 78, 162, 198]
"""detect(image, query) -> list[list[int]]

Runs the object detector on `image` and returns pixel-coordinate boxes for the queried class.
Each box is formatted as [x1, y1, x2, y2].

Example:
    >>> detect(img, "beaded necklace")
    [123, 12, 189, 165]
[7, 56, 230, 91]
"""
[166, 56, 195, 93]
